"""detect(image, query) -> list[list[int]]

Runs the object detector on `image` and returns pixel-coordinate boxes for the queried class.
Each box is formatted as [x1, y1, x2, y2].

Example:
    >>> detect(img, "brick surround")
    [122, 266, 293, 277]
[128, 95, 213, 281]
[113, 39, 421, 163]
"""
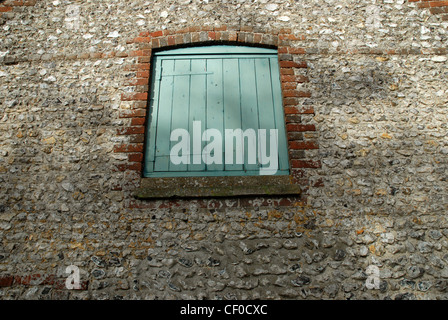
[115, 26, 318, 202]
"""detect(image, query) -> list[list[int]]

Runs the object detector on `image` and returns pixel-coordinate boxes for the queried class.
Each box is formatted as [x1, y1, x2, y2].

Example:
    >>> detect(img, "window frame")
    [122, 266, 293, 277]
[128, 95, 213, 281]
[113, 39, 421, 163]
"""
[143, 44, 290, 178]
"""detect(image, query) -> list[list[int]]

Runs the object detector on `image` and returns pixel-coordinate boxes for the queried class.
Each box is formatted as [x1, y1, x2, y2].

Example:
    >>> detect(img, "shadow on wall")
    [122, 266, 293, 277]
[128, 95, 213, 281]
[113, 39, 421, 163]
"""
[310, 57, 393, 108]
[306, 55, 447, 216]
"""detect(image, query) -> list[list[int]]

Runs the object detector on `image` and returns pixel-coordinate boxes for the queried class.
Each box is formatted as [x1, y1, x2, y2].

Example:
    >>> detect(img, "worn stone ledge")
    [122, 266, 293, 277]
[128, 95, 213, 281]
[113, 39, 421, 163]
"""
[134, 175, 301, 199]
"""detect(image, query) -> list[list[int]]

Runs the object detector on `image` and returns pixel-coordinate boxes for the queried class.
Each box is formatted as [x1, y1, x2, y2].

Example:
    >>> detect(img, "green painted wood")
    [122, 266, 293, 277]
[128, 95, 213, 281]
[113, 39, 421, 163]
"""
[255, 58, 276, 172]
[223, 58, 243, 171]
[269, 57, 290, 172]
[205, 58, 224, 172]
[154, 59, 175, 172]
[144, 57, 162, 176]
[188, 59, 207, 172]
[169, 59, 191, 172]
[156, 54, 275, 61]
[144, 45, 290, 178]
[239, 58, 260, 173]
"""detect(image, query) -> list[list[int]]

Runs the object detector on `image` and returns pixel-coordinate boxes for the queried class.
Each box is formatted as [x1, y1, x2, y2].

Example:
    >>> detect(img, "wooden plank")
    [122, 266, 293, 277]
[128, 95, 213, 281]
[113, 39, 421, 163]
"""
[169, 59, 191, 172]
[144, 57, 162, 176]
[255, 58, 277, 173]
[223, 58, 243, 171]
[239, 58, 259, 174]
[205, 58, 224, 171]
[188, 59, 207, 172]
[154, 59, 175, 172]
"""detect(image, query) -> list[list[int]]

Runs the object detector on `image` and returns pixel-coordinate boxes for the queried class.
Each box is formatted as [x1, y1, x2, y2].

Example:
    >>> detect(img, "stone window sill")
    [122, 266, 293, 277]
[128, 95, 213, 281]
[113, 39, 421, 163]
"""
[134, 175, 301, 199]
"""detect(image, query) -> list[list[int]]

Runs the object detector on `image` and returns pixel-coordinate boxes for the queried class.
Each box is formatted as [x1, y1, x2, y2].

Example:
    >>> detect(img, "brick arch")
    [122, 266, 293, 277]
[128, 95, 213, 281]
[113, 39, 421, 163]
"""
[0, 0, 37, 15]
[115, 26, 321, 202]
[410, 0, 448, 20]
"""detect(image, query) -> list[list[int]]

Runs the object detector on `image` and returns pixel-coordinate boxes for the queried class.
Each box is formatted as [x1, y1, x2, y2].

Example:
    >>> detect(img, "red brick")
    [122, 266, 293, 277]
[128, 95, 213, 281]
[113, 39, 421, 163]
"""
[279, 34, 306, 41]
[0, 276, 14, 287]
[138, 56, 151, 63]
[200, 26, 214, 32]
[418, 1, 448, 7]
[0, 6, 13, 12]
[117, 126, 145, 135]
[208, 31, 216, 40]
[131, 118, 146, 126]
[130, 134, 145, 143]
[150, 30, 164, 37]
[282, 82, 297, 90]
[167, 35, 176, 46]
[283, 98, 298, 106]
[137, 71, 150, 78]
[113, 144, 144, 153]
[288, 47, 306, 54]
[151, 38, 160, 48]
[175, 34, 184, 45]
[280, 68, 294, 75]
[116, 163, 142, 172]
[129, 50, 142, 57]
[185, 26, 198, 32]
[214, 26, 227, 31]
[133, 37, 151, 43]
[228, 32, 238, 41]
[277, 46, 289, 54]
[121, 92, 148, 101]
[281, 75, 309, 83]
[279, 60, 307, 68]
[129, 49, 151, 57]
[175, 27, 188, 34]
[283, 90, 312, 98]
[253, 33, 262, 43]
[126, 78, 149, 86]
[291, 159, 322, 168]
[125, 63, 151, 71]
[285, 115, 302, 124]
[286, 124, 316, 132]
[289, 141, 319, 150]
[312, 178, 325, 187]
[128, 153, 144, 162]
[279, 28, 292, 34]
[119, 109, 147, 118]
[284, 106, 315, 114]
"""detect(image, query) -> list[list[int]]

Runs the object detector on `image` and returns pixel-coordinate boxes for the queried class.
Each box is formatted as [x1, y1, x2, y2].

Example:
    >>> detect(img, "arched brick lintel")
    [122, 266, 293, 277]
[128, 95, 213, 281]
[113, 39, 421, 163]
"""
[409, 0, 448, 19]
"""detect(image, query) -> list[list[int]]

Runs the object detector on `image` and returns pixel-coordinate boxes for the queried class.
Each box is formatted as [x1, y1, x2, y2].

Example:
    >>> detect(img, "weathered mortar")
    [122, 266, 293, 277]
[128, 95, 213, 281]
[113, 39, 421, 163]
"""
[0, 0, 447, 300]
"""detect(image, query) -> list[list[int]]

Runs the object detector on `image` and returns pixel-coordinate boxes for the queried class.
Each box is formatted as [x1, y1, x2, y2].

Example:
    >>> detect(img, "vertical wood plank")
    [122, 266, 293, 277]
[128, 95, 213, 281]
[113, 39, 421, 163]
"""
[154, 59, 175, 172]
[188, 59, 207, 172]
[255, 58, 277, 172]
[205, 58, 224, 171]
[239, 58, 259, 173]
[169, 59, 191, 172]
[223, 58, 243, 171]
[144, 57, 162, 175]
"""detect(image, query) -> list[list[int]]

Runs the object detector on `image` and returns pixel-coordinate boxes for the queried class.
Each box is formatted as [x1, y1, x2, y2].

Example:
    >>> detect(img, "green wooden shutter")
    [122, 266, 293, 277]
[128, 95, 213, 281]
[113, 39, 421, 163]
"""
[144, 45, 289, 177]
